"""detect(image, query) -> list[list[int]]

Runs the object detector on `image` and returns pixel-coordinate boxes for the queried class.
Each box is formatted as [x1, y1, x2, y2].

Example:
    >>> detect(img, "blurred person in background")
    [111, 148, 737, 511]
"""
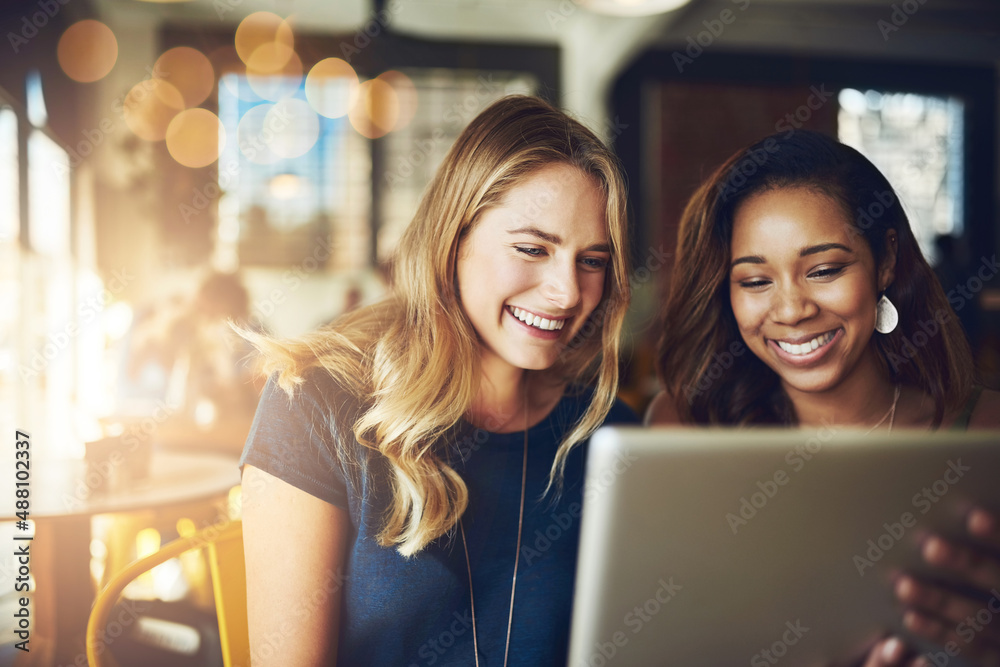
[117, 269, 263, 454]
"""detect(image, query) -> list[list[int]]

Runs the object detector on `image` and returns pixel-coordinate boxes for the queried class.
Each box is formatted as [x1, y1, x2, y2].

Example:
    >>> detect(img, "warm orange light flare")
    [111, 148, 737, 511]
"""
[269, 173, 303, 199]
[246, 46, 303, 101]
[305, 58, 360, 119]
[166, 109, 225, 168]
[349, 79, 399, 139]
[123, 78, 185, 141]
[58, 20, 118, 83]
[234, 12, 294, 65]
[377, 71, 418, 131]
[208, 45, 244, 76]
[154, 47, 215, 108]
[211, 46, 260, 103]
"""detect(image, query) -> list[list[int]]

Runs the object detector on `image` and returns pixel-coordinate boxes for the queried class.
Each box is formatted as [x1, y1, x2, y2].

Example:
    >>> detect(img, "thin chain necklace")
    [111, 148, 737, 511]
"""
[865, 385, 901, 434]
[458, 389, 529, 667]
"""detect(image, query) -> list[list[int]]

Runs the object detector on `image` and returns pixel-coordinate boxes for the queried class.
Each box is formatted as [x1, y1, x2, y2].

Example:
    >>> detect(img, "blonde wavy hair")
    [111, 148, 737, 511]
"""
[243, 95, 631, 556]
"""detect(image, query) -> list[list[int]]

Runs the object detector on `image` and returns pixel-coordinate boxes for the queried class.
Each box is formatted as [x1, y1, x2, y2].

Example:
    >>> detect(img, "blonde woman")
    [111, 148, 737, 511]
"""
[240, 95, 638, 666]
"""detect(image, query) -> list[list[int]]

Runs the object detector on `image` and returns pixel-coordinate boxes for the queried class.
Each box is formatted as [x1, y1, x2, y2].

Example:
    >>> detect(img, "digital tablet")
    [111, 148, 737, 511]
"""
[568, 427, 1000, 667]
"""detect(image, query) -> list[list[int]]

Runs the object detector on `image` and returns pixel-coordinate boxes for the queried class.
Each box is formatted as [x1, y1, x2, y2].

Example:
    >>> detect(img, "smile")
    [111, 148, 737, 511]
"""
[773, 331, 837, 356]
[508, 306, 566, 332]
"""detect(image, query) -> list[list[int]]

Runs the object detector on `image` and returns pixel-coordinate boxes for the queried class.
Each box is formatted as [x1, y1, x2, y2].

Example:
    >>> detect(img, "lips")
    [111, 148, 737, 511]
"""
[768, 328, 842, 366]
[508, 306, 566, 332]
[774, 331, 836, 356]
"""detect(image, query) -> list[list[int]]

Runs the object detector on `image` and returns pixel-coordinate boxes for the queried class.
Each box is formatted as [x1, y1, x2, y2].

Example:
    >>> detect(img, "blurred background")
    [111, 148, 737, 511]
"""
[0, 0, 998, 664]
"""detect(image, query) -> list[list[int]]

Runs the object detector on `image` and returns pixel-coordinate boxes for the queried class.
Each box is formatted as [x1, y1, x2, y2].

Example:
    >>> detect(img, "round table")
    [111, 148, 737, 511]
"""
[2, 449, 241, 666]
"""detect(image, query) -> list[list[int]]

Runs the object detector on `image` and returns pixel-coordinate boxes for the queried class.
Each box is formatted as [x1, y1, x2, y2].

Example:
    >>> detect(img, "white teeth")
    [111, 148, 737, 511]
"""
[511, 307, 565, 331]
[776, 331, 835, 356]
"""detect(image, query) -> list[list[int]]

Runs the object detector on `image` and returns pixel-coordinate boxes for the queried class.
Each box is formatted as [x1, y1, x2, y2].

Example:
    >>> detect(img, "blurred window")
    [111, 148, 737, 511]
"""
[0, 107, 16, 243]
[26, 127, 77, 454]
[217, 73, 371, 270]
[0, 106, 19, 432]
[838, 89, 965, 261]
[377, 69, 535, 263]
[28, 130, 71, 256]
[217, 68, 535, 269]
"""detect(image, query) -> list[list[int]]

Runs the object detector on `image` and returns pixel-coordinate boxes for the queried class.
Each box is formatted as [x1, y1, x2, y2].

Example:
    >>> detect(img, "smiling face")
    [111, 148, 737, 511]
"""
[455, 162, 610, 379]
[728, 186, 894, 395]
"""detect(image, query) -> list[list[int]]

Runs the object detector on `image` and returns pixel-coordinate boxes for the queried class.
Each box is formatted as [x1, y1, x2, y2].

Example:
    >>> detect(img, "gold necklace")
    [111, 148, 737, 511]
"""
[865, 385, 901, 434]
[458, 393, 528, 667]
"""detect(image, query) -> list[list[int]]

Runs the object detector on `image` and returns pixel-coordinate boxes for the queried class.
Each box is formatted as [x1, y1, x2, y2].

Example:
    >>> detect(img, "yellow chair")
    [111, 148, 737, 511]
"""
[86, 520, 250, 667]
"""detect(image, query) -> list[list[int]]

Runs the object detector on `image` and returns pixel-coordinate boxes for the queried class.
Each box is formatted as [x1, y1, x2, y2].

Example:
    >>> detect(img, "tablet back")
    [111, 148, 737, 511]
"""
[568, 427, 1000, 667]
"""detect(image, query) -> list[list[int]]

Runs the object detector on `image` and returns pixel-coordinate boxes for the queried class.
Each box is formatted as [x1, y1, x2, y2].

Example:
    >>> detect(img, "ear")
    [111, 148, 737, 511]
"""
[878, 230, 898, 292]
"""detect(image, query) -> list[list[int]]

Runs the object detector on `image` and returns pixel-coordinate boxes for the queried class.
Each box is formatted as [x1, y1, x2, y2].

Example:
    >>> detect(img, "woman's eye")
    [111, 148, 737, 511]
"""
[738, 278, 770, 289]
[581, 256, 608, 270]
[515, 246, 544, 257]
[809, 266, 845, 279]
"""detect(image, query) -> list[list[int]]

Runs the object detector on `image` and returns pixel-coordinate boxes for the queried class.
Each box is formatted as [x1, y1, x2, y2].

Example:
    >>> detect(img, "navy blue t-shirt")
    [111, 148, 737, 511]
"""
[241, 369, 639, 666]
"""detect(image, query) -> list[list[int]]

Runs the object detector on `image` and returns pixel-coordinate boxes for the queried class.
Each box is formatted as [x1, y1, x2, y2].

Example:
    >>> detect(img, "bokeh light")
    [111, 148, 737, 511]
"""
[377, 71, 418, 131]
[123, 78, 185, 141]
[305, 58, 360, 119]
[58, 20, 118, 83]
[237, 103, 281, 165]
[208, 45, 243, 76]
[235, 12, 294, 65]
[268, 173, 304, 199]
[267, 99, 319, 159]
[166, 109, 225, 168]
[176, 518, 197, 539]
[349, 79, 400, 139]
[211, 46, 262, 103]
[154, 47, 215, 108]
[246, 46, 303, 101]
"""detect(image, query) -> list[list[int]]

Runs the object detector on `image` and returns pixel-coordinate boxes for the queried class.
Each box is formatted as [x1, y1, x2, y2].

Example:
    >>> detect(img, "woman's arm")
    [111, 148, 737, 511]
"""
[242, 464, 350, 666]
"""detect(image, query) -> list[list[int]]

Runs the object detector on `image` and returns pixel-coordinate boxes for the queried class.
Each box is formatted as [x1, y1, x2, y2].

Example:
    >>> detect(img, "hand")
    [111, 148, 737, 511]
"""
[894, 508, 1000, 666]
[855, 636, 928, 667]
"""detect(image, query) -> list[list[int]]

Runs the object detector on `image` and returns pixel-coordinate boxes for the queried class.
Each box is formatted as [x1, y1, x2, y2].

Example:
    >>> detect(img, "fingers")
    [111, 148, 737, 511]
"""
[897, 575, 1000, 643]
[896, 576, 988, 631]
[922, 535, 1000, 592]
[857, 637, 932, 667]
[969, 509, 1000, 551]
[892, 507, 1000, 666]
[860, 637, 907, 667]
[896, 575, 1000, 665]
[901, 608, 1000, 666]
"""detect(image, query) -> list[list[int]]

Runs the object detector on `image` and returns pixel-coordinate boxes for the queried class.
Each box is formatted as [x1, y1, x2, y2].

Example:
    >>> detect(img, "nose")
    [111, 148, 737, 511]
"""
[771, 280, 818, 325]
[543, 260, 582, 310]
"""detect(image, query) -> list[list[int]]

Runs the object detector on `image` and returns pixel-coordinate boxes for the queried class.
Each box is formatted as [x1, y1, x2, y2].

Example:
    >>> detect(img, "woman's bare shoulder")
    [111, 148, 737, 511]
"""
[969, 387, 1000, 429]
[644, 390, 685, 426]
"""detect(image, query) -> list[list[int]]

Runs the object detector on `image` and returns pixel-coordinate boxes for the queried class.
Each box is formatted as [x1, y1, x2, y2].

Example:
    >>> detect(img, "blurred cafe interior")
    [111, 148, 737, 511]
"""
[0, 0, 998, 663]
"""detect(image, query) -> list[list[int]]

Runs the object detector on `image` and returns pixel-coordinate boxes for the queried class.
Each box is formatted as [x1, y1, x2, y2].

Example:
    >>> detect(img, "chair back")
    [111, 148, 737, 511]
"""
[86, 520, 249, 667]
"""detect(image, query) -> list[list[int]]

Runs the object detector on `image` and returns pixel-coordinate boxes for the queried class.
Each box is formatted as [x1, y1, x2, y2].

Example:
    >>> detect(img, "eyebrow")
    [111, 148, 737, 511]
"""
[731, 243, 854, 268]
[800, 242, 853, 257]
[508, 226, 610, 253]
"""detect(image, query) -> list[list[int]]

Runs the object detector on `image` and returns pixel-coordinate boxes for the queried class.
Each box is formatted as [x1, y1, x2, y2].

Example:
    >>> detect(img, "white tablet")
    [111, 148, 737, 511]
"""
[568, 427, 1000, 667]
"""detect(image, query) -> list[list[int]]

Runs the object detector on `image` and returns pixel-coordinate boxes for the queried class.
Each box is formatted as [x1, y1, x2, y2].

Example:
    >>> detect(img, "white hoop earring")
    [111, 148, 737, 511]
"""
[875, 294, 898, 334]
